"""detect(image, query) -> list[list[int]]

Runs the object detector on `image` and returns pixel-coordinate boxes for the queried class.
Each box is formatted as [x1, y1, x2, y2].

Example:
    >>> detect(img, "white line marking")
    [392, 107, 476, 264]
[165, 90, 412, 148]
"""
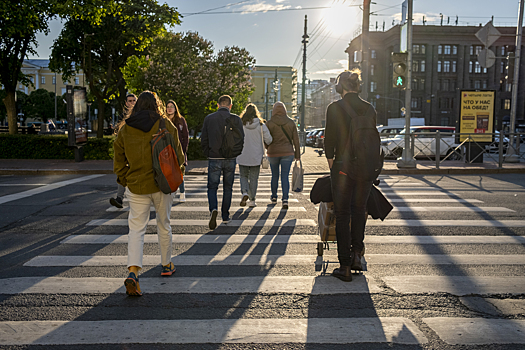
[86, 218, 315, 227]
[366, 220, 525, 227]
[23, 254, 525, 267]
[385, 276, 525, 296]
[0, 318, 427, 345]
[391, 206, 515, 212]
[0, 175, 104, 205]
[107, 206, 306, 212]
[382, 199, 483, 203]
[60, 234, 525, 245]
[0, 184, 50, 186]
[123, 198, 300, 203]
[0, 276, 382, 294]
[423, 318, 525, 345]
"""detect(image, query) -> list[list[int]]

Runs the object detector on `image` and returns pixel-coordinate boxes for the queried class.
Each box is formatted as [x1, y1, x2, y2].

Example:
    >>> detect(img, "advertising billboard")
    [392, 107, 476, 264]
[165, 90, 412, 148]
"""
[459, 90, 495, 142]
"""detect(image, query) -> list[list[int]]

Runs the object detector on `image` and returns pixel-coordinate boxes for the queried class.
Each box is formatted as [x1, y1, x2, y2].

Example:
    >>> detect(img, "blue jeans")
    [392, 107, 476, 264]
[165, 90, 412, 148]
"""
[239, 165, 260, 201]
[207, 158, 236, 220]
[179, 180, 185, 193]
[268, 155, 294, 201]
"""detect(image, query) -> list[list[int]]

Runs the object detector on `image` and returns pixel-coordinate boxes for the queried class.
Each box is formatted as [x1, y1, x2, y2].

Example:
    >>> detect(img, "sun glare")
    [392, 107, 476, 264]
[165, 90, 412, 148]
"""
[321, 3, 358, 36]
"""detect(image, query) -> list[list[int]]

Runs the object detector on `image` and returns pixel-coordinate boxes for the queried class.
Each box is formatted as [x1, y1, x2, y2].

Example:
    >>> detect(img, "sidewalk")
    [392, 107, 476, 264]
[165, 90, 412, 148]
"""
[1, 147, 525, 175]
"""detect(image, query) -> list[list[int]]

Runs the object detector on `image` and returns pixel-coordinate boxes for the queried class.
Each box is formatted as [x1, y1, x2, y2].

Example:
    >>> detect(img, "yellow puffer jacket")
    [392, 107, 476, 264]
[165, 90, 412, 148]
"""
[113, 111, 185, 195]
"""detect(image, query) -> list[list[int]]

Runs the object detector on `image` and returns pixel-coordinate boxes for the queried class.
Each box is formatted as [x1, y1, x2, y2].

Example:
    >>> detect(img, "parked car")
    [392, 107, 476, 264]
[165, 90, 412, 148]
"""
[306, 129, 323, 146]
[315, 129, 325, 148]
[381, 126, 458, 159]
[377, 126, 404, 138]
[485, 131, 510, 153]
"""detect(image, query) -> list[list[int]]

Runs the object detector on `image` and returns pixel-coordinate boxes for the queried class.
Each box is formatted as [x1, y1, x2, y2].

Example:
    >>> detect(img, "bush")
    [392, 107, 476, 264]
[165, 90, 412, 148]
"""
[0, 134, 114, 160]
[187, 138, 206, 160]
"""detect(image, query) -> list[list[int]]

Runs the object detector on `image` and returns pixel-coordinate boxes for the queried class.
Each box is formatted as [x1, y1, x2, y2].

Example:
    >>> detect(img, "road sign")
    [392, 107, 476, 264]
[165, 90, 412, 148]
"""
[477, 48, 496, 68]
[475, 22, 501, 48]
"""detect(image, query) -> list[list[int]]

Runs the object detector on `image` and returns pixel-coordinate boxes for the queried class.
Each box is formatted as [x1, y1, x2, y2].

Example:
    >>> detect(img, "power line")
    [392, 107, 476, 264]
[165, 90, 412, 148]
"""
[183, 0, 254, 17]
[181, 4, 361, 16]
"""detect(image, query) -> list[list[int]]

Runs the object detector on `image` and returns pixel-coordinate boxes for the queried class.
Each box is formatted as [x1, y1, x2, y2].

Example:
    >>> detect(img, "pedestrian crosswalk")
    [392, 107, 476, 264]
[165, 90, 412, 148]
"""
[1, 173, 525, 347]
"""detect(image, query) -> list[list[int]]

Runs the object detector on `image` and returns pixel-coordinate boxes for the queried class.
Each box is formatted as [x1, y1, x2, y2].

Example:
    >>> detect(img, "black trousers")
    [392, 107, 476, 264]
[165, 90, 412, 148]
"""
[330, 162, 373, 266]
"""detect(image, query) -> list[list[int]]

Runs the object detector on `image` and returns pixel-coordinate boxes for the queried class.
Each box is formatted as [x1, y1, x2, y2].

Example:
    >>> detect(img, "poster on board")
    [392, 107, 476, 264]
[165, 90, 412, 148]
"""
[459, 90, 495, 142]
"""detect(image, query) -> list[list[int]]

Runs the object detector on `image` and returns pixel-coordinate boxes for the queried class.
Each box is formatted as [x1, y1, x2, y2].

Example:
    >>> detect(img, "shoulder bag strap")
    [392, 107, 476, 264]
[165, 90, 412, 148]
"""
[280, 124, 293, 145]
[260, 123, 267, 155]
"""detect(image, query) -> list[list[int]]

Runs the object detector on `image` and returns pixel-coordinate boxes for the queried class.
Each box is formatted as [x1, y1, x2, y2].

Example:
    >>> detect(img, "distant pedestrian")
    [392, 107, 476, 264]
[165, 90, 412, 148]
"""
[166, 99, 189, 202]
[236, 103, 272, 207]
[201, 95, 244, 229]
[325, 69, 378, 282]
[113, 91, 185, 296]
[110, 93, 136, 208]
[265, 101, 300, 209]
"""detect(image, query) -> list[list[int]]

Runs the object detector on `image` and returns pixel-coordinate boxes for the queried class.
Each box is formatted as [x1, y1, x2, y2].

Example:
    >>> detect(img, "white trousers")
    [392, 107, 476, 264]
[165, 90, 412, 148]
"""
[126, 188, 173, 268]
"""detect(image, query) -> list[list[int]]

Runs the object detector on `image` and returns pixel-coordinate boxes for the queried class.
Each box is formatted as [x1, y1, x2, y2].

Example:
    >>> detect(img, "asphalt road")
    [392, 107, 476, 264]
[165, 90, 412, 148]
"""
[0, 172, 525, 349]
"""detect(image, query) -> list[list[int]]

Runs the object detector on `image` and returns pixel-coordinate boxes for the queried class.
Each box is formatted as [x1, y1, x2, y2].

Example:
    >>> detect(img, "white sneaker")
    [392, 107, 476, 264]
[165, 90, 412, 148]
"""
[179, 193, 186, 202]
[248, 200, 257, 208]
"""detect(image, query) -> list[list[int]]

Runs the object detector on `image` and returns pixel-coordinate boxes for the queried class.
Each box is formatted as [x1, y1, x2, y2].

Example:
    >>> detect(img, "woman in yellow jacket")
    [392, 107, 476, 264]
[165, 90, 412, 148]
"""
[113, 91, 184, 296]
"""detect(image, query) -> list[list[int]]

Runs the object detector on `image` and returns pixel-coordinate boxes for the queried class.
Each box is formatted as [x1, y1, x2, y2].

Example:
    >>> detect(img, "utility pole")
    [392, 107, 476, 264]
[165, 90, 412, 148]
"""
[506, 0, 523, 163]
[397, 0, 416, 168]
[361, 0, 371, 100]
[301, 15, 309, 148]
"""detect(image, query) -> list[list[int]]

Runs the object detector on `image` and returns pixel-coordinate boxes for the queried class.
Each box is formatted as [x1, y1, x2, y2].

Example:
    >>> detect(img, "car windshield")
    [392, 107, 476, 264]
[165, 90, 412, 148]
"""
[392, 128, 411, 139]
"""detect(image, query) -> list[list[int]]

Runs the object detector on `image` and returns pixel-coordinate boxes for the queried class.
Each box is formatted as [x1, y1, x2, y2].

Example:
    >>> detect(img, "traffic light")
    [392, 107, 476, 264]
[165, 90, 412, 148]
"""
[391, 52, 408, 89]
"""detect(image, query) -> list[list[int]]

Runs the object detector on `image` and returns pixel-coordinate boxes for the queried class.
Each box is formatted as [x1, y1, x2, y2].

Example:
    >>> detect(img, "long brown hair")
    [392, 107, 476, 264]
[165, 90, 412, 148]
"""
[240, 103, 263, 125]
[116, 91, 166, 132]
[166, 99, 183, 124]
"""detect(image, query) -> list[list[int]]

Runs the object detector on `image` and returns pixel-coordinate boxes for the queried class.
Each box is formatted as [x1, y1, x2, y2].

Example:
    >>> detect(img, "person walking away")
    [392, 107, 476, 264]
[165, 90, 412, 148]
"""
[113, 91, 185, 296]
[110, 93, 136, 208]
[236, 103, 272, 208]
[324, 69, 378, 282]
[201, 95, 244, 229]
[265, 101, 300, 209]
[166, 100, 189, 202]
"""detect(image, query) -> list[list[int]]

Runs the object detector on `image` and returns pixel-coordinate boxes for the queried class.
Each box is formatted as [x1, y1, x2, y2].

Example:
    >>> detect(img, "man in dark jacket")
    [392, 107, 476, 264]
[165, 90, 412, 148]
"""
[324, 69, 377, 282]
[201, 95, 244, 229]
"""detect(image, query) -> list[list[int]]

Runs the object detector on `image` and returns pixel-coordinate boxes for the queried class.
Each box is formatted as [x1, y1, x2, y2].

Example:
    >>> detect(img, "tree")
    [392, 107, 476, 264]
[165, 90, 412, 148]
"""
[0, 0, 55, 133]
[123, 31, 255, 132]
[25, 88, 55, 122]
[50, 0, 180, 138]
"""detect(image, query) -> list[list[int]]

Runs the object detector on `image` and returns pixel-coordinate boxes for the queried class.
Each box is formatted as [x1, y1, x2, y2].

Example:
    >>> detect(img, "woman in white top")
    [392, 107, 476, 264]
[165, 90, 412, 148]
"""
[236, 103, 272, 207]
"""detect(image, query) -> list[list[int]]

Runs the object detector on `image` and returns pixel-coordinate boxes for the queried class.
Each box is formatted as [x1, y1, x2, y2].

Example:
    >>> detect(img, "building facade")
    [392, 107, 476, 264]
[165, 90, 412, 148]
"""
[346, 24, 525, 130]
[20, 59, 85, 96]
[309, 79, 339, 128]
[250, 66, 297, 121]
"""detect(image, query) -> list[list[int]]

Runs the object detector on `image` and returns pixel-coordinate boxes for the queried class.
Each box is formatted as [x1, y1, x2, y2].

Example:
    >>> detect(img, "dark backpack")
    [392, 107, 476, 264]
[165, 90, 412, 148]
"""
[151, 118, 184, 194]
[219, 116, 244, 158]
[337, 99, 384, 181]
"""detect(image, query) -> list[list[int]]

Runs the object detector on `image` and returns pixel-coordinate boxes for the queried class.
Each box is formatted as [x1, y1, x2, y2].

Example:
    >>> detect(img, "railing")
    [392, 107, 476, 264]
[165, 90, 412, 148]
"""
[381, 132, 525, 169]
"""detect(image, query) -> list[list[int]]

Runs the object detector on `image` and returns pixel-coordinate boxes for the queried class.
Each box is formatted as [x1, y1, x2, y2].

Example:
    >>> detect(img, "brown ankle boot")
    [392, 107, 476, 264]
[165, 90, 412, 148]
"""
[351, 251, 363, 271]
[332, 265, 352, 282]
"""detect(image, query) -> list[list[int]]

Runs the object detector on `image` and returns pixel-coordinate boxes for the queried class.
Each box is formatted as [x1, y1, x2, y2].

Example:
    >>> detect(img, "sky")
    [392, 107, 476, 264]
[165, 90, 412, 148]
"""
[33, 0, 521, 82]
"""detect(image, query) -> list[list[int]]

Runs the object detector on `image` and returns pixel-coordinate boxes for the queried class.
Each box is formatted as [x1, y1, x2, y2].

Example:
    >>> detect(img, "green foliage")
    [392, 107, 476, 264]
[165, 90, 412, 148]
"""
[123, 31, 255, 132]
[0, 134, 114, 160]
[187, 138, 206, 161]
[25, 89, 55, 122]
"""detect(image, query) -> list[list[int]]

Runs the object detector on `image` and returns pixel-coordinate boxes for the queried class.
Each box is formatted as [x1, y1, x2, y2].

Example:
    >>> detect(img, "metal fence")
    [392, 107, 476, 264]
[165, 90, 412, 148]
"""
[381, 132, 525, 169]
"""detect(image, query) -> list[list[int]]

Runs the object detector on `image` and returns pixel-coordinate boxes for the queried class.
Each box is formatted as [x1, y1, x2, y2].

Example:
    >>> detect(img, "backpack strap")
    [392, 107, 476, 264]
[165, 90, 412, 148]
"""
[280, 125, 293, 145]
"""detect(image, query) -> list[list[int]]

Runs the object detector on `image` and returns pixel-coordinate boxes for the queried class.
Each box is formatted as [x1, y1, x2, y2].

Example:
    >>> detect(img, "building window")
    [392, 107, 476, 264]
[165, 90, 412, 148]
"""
[451, 80, 456, 91]
[437, 61, 442, 73]
[452, 61, 457, 72]
[420, 60, 425, 72]
[452, 45, 458, 55]
[370, 64, 374, 76]
[412, 60, 419, 72]
[370, 81, 377, 92]
[474, 80, 481, 89]
[437, 79, 441, 91]
[52, 76, 56, 85]
[483, 80, 488, 89]
[30, 76, 34, 83]
[370, 97, 377, 108]
[438, 45, 442, 55]
[474, 61, 481, 73]
[501, 61, 505, 74]
[441, 117, 449, 126]
[483, 67, 487, 74]
[442, 79, 449, 91]
[371, 49, 377, 59]
[444, 45, 451, 55]
[75, 77, 80, 85]
[469, 61, 473, 73]
[41, 76, 45, 84]
[413, 44, 420, 54]
[412, 79, 418, 91]
[506, 83, 512, 92]
[470, 46, 474, 55]
[444, 61, 450, 72]
[411, 97, 421, 109]
[475, 46, 482, 55]
[439, 98, 453, 109]
[61, 87, 66, 95]
[420, 78, 425, 88]
[502, 99, 511, 109]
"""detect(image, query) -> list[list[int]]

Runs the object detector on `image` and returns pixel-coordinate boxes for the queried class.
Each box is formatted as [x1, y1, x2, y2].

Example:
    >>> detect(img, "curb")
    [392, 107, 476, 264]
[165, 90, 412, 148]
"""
[1, 168, 525, 176]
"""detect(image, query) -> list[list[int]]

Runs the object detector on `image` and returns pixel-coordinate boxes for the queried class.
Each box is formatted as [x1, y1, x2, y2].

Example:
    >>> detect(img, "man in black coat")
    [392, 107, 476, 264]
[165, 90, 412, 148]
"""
[324, 69, 377, 282]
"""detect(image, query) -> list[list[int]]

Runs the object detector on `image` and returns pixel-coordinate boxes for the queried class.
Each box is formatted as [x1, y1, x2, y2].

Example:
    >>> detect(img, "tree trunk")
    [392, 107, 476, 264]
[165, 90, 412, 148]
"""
[3, 89, 17, 134]
[97, 99, 106, 139]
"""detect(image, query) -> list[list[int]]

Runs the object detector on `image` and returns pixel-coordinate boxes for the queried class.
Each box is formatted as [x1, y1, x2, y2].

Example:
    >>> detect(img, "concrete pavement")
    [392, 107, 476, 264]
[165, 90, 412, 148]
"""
[1, 146, 525, 175]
